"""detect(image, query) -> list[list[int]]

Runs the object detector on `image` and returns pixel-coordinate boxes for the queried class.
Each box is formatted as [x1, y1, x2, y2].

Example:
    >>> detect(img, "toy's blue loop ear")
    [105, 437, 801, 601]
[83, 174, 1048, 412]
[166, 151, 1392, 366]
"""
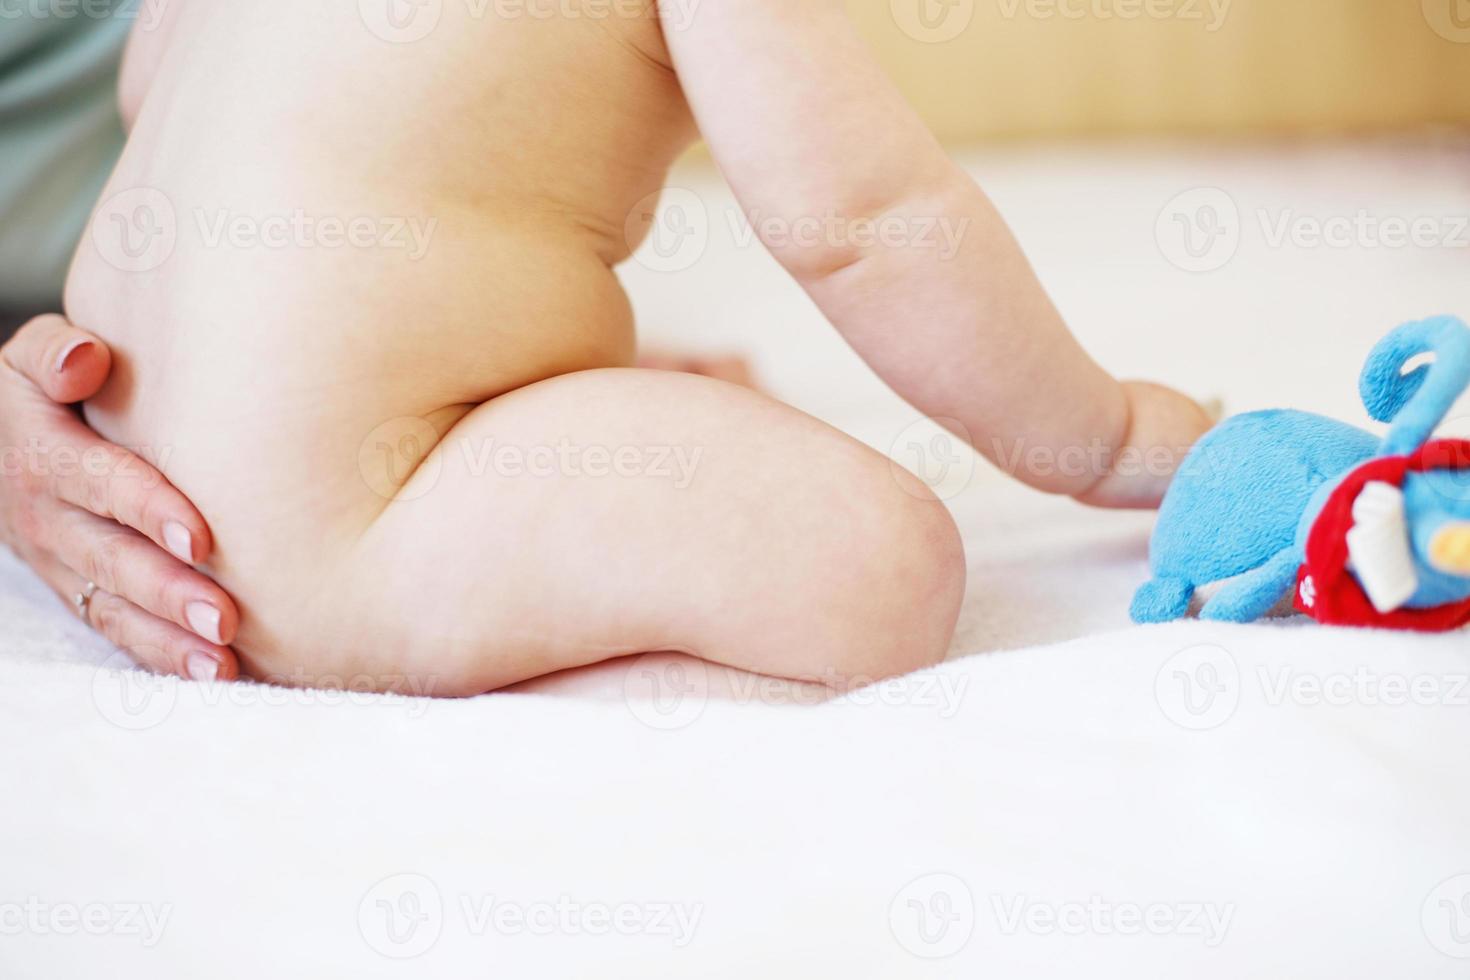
[1359, 315, 1470, 457]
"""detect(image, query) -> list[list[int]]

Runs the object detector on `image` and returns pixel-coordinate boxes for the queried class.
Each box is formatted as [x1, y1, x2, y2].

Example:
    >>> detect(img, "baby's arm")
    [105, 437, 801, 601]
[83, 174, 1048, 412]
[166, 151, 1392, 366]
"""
[662, 0, 1211, 507]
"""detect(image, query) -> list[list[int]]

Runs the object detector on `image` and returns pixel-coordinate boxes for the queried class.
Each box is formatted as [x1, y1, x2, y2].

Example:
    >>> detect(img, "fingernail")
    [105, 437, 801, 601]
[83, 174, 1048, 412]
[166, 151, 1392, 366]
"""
[53, 339, 95, 374]
[163, 521, 194, 563]
[186, 652, 219, 683]
[185, 601, 223, 645]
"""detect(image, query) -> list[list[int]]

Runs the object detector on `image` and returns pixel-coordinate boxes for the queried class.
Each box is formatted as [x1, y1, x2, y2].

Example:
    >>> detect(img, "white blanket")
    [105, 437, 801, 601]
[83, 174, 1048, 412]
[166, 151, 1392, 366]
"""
[3, 137, 1469, 978]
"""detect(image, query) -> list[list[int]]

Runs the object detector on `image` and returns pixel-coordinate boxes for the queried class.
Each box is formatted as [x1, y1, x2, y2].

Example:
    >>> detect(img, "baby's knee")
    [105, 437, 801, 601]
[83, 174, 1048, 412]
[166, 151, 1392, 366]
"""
[796, 466, 967, 687]
[862, 480, 966, 678]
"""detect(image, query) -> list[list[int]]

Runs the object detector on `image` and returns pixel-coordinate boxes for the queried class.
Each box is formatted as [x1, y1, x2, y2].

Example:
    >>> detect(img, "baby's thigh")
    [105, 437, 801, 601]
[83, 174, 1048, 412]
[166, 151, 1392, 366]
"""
[344, 369, 966, 695]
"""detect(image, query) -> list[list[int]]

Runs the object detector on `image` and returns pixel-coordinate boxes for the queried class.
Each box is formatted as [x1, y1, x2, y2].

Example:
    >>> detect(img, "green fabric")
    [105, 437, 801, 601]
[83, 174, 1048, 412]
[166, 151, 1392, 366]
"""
[0, 4, 131, 309]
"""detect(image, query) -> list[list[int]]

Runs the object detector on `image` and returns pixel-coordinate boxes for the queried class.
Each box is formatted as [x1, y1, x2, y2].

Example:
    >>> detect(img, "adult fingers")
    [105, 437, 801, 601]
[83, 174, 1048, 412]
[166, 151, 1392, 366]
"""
[83, 583, 237, 682]
[42, 411, 215, 565]
[30, 552, 237, 682]
[47, 505, 238, 647]
[0, 314, 112, 405]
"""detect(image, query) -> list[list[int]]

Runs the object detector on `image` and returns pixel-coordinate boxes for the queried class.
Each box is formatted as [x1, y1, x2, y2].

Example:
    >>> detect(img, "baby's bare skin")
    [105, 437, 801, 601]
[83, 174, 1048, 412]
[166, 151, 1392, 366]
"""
[67, 0, 965, 693]
[63, 0, 1201, 694]
[661, 0, 1211, 507]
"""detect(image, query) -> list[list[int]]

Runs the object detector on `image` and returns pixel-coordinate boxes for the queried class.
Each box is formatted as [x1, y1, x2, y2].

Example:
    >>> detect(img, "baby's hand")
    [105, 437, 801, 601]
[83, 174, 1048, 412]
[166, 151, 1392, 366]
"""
[1074, 382, 1216, 510]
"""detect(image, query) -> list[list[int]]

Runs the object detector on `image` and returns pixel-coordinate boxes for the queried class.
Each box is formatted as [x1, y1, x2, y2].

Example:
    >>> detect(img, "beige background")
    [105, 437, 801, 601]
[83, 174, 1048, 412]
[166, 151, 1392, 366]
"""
[849, 0, 1470, 141]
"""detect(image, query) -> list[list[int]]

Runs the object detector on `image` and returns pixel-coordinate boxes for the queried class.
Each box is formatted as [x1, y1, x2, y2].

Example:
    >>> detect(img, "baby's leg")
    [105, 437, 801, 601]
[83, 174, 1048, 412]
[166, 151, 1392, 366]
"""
[270, 369, 965, 696]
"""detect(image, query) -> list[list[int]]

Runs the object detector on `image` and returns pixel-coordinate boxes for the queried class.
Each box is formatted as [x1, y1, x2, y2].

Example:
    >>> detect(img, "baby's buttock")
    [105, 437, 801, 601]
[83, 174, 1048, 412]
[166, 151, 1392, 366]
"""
[68, 210, 639, 673]
[63, 0, 693, 672]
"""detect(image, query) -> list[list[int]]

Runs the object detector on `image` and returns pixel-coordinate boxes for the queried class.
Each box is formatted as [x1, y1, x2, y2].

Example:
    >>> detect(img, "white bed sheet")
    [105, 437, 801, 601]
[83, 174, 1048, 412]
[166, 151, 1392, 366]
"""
[2, 136, 1469, 978]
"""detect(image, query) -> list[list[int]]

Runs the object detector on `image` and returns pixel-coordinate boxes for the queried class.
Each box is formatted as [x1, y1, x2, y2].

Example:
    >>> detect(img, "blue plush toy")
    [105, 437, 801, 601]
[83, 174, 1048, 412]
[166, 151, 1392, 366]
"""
[1132, 315, 1470, 630]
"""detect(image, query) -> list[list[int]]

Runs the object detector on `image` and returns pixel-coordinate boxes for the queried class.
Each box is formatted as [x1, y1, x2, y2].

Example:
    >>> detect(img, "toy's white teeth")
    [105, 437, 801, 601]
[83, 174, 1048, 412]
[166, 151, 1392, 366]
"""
[1346, 480, 1418, 614]
[1351, 480, 1406, 524]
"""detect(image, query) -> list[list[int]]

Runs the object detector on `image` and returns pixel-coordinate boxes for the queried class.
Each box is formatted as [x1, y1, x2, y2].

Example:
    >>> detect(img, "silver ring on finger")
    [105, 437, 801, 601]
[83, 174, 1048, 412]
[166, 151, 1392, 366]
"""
[74, 580, 98, 620]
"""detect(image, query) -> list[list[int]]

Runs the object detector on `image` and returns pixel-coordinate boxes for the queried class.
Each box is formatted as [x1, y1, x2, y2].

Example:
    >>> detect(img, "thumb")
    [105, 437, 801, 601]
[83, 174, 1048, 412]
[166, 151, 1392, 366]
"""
[1, 314, 113, 404]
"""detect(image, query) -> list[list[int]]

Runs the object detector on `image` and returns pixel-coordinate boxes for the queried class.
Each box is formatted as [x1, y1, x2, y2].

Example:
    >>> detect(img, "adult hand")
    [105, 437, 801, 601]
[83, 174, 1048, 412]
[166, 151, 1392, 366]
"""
[0, 315, 239, 681]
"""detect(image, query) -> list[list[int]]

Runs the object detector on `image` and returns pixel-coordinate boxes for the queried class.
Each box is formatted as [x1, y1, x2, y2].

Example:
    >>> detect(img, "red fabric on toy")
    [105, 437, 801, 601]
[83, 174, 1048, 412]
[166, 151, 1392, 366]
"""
[1294, 439, 1470, 631]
